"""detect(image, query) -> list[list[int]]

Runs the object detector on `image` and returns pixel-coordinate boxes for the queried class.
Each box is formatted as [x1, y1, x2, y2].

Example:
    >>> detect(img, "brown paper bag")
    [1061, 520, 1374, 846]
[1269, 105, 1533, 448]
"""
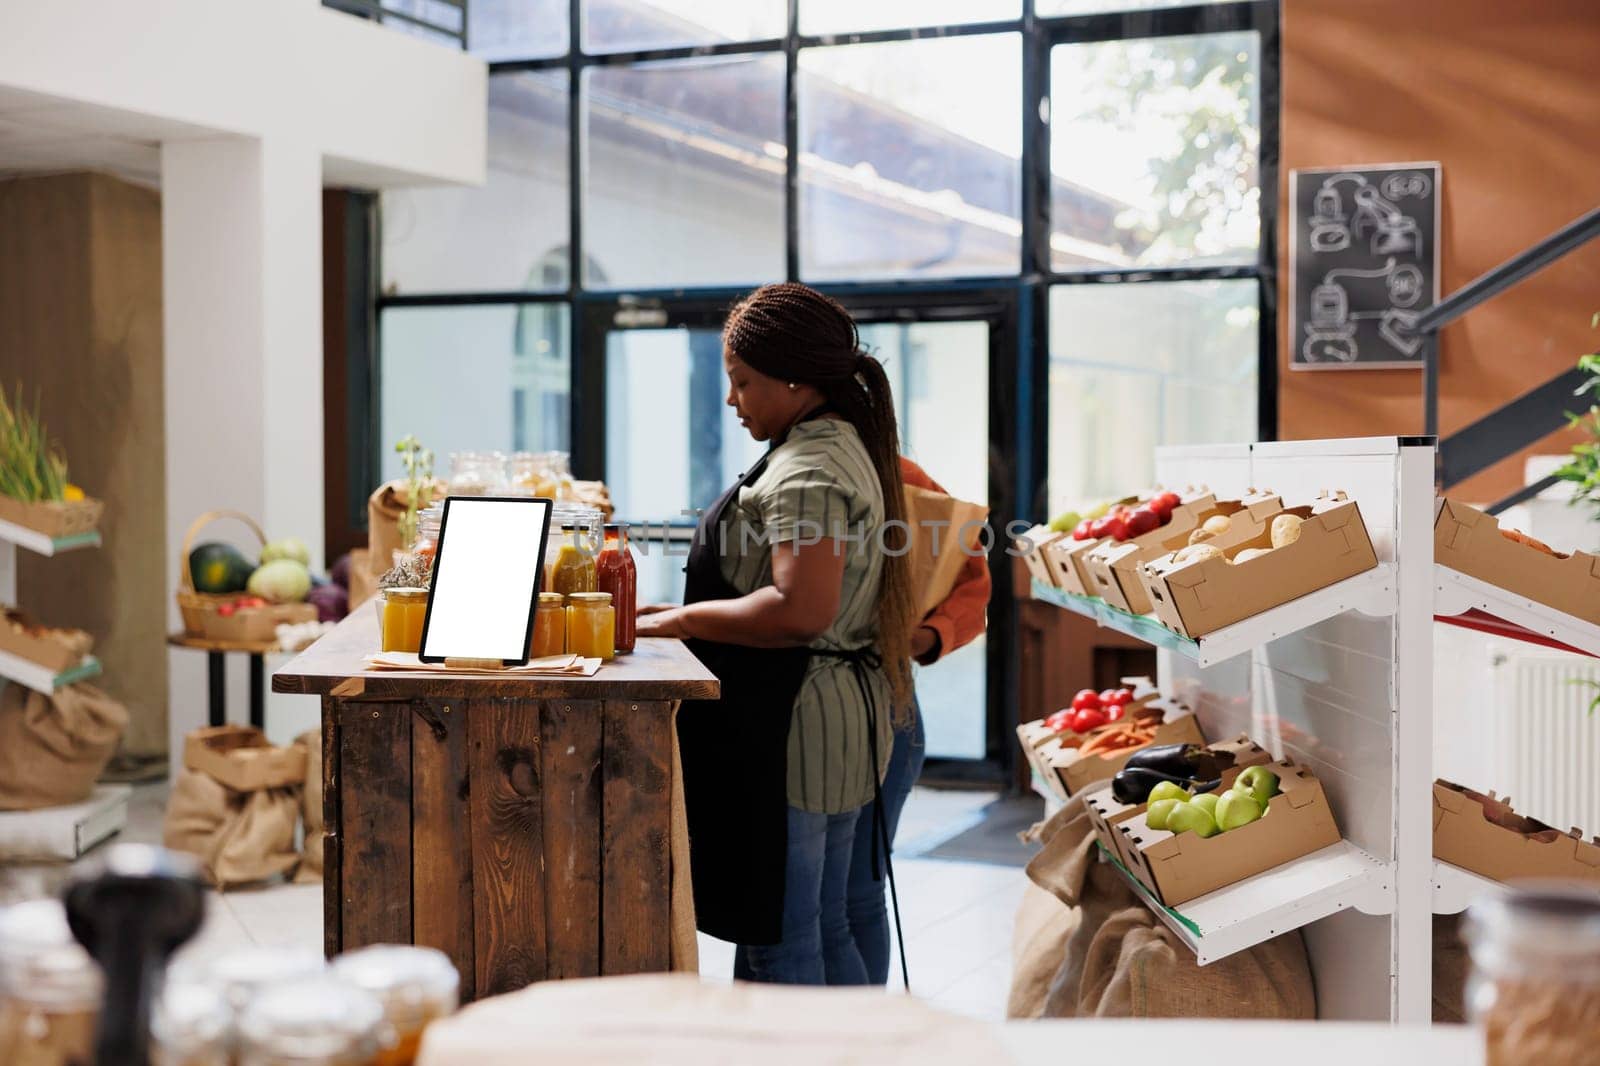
[368, 478, 446, 575]
[162, 768, 300, 888]
[0, 682, 128, 810]
[902, 485, 988, 618]
[294, 729, 324, 884]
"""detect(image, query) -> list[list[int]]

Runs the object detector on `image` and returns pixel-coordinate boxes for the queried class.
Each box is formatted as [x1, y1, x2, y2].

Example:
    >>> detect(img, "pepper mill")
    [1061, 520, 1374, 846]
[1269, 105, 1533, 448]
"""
[63, 845, 206, 1066]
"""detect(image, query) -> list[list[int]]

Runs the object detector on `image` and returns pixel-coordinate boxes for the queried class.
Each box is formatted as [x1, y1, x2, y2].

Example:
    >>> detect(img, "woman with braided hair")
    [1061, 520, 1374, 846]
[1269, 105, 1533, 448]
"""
[637, 282, 917, 984]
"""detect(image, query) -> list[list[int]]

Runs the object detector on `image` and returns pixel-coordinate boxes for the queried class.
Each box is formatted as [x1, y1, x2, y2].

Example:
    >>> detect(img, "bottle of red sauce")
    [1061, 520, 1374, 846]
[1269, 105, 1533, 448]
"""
[594, 524, 637, 652]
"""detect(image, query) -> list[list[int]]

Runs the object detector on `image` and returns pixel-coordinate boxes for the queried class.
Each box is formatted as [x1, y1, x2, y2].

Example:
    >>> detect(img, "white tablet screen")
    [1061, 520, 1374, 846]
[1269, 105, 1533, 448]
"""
[420, 497, 552, 663]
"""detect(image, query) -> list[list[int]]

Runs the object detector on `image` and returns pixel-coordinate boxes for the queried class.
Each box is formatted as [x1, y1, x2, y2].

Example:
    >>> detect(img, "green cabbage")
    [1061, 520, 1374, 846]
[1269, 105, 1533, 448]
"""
[260, 537, 311, 567]
[247, 559, 312, 604]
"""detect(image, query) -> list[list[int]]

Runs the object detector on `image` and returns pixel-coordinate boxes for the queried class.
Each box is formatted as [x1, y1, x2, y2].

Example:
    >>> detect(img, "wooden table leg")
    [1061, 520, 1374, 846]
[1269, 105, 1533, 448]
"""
[207, 652, 226, 728]
[249, 653, 265, 731]
[321, 697, 342, 959]
[336, 699, 412, 949]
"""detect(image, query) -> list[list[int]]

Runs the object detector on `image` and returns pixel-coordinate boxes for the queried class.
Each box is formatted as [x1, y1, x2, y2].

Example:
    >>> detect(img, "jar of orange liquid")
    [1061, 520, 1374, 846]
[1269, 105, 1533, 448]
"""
[565, 593, 615, 661]
[531, 592, 566, 658]
[330, 946, 459, 1066]
[379, 588, 428, 654]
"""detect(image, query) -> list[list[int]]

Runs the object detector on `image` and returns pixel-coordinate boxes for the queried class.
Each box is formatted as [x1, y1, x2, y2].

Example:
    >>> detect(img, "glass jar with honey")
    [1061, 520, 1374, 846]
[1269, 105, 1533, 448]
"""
[548, 543, 596, 602]
[379, 588, 429, 654]
[236, 977, 387, 1066]
[531, 592, 566, 658]
[0, 899, 101, 1066]
[566, 592, 615, 661]
[330, 946, 459, 1066]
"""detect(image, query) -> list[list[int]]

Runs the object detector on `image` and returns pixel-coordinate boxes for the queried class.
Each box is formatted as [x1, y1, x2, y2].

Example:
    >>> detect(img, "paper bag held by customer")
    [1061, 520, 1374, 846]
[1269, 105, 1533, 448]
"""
[903, 485, 988, 618]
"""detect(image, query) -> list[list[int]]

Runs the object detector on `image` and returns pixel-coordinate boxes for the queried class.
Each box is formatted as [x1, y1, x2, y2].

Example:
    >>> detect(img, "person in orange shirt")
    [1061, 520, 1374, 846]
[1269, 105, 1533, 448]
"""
[842, 456, 991, 985]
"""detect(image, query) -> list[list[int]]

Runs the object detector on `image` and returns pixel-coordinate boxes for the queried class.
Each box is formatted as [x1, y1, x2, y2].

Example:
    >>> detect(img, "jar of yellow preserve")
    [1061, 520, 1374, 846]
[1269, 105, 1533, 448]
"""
[532, 593, 566, 658]
[565, 593, 615, 661]
[330, 946, 458, 1066]
[380, 588, 428, 654]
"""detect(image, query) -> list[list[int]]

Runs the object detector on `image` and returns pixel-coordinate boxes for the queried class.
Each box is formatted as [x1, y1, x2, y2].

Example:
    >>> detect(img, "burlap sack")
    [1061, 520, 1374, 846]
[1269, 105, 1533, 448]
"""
[903, 485, 988, 618]
[162, 768, 300, 888]
[1013, 792, 1315, 1020]
[368, 478, 446, 575]
[294, 729, 324, 884]
[0, 682, 128, 810]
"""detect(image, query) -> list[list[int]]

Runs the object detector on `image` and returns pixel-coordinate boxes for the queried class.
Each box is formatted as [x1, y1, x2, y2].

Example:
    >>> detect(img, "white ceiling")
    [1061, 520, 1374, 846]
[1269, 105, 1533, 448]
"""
[0, 84, 226, 186]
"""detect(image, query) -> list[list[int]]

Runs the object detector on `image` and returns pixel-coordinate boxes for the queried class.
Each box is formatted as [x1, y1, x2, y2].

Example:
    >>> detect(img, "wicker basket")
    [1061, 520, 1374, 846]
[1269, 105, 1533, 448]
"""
[177, 510, 314, 641]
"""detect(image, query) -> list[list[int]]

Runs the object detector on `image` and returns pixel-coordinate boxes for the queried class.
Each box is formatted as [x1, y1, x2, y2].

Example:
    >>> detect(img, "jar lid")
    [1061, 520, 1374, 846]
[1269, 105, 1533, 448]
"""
[0, 899, 102, 1009]
[206, 946, 326, 1012]
[569, 592, 612, 605]
[383, 586, 429, 604]
[538, 592, 566, 606]
[329, 945, 459, 1030]
[236, 976, 387, 1060]
[153, 979, 230, 1056]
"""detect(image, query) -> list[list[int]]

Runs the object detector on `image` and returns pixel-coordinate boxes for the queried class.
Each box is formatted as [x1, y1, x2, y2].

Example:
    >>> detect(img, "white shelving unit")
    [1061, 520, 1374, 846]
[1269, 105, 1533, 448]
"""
[0, 516, 101, 558]
[1434, 566, 1600, 659]
[0, 512, 102, 693]
[1033, 437, 1437, 1022]
[1431, 859, 1502, 916]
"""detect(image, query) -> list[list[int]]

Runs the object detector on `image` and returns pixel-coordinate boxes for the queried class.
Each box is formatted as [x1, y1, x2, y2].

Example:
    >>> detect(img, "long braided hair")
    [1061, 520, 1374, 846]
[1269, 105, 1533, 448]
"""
[724, 283, 916, 710]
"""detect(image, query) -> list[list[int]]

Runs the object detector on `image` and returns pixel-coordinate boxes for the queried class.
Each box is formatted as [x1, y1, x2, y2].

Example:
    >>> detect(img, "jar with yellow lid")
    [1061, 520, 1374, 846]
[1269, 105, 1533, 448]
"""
[566, 592, 615, 661]
[532, 592, 566, 658]
[0, 899, 101, 1066]
[379, 588, 429, 654]
[236, 976, 387, 1066]
[330, 946, 459, 1066]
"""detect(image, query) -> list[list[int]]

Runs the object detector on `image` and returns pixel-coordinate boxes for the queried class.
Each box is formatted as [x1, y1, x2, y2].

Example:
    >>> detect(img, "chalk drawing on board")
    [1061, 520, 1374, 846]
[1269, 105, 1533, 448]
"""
[1301, 258, 1425, 365]
[1307, 173, 1426, 260]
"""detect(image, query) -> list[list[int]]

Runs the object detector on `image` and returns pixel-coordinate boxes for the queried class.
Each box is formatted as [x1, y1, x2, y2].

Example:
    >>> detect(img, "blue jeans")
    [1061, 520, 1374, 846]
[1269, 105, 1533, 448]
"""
[734, 805, 867, 985]
[844, 699, 926, 985]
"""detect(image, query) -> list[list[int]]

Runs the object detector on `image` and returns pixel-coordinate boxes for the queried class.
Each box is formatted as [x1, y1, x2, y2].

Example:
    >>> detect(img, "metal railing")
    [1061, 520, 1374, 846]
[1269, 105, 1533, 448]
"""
[323, 0, 467, 49]
[1411, 204, 1600, 512]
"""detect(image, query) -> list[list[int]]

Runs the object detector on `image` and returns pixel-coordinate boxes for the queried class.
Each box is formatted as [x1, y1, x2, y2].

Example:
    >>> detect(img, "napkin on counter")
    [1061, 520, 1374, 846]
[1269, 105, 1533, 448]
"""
[364, 652, 603, 676]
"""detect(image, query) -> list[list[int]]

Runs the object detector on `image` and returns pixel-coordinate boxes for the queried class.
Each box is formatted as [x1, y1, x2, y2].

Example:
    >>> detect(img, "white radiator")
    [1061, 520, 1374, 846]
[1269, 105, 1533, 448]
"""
[1491, 648, 1600, 835]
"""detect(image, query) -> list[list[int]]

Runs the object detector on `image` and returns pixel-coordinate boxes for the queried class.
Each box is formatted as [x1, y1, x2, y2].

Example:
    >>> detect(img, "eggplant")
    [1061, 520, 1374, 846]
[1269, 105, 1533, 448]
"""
[1123, 743, 1201, 778]
[1111, 765, 1222, 805]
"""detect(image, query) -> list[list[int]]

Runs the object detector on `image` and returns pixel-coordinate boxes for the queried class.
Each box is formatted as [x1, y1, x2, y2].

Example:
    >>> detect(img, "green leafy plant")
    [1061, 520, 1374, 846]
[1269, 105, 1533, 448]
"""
[393, 435, 435, 546]
[0, 386, 68, 503]
[1570, 678, 1600, 716]
[1552, 314, 1600, 519]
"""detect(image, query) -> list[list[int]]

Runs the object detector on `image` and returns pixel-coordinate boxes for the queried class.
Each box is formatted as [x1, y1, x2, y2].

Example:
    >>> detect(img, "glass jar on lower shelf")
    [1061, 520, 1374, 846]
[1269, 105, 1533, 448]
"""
[565, 592, 615, 661]
[1465, 884, 1600, 1066]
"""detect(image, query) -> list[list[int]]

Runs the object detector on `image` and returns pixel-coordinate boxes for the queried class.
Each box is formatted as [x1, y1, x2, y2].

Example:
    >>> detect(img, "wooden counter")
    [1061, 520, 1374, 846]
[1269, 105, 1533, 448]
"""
[273, 608, 719, 1000]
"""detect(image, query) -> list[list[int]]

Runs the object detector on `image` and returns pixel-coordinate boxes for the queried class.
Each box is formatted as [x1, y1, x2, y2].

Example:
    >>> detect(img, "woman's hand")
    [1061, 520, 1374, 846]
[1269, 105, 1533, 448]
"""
[910, 625, 941, 663]
[637, 607, 692, 639]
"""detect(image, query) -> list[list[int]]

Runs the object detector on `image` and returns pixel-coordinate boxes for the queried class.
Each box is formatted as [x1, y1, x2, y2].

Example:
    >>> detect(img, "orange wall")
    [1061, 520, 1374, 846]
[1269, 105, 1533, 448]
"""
[1279, 0, 1600, 502]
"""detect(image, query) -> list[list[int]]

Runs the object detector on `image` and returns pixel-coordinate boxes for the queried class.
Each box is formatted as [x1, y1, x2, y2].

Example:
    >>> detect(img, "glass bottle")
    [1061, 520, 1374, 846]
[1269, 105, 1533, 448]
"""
[329, 946, 459, 1066]
[595, 525, 637, 652]
[235, 977, 387, 1066]
[532, 592, 567, 658]
[565, 592, 615, 661]
[1465, 884, 1600, 1066]
[542, 504, 604, 599]
[0, 900, 101, 1066]
[411, 505, 443, 573]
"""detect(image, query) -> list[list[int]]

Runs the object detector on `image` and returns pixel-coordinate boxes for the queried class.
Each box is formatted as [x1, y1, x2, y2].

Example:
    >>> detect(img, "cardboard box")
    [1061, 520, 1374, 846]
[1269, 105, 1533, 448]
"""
[1043, 535, 1108, 597]
[1433, 779, 1600, 885]
[1014, 690, 1161, 788]
[1086, 734, 1271, 873]
[199, 602, 317, 644]
[1044, 704, 1205, 799]
[1139, 492, 1379, 639]
[183, 726, 308, 792]
[1089, 491, 1285, 615]
[0, 610, 93, 674]
[0, 494, 103, 539]
[1115, 759, 1342, 907]
[1016, 525, 1067, 588]
[1435, 499, 1600, 627]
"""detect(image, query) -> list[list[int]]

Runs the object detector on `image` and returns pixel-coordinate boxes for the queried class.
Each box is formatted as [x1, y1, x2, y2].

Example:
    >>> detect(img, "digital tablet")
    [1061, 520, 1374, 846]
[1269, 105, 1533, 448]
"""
[419, 496, 553, 665]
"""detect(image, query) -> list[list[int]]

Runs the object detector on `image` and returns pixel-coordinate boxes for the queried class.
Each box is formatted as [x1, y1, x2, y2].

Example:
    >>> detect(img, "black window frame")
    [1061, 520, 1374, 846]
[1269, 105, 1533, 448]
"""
[368, 0, 1282, 787]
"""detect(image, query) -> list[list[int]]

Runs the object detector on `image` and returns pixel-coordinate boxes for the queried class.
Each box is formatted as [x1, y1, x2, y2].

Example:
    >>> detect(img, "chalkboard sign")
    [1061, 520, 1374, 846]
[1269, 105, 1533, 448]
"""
[1289, 163, 1440, 370]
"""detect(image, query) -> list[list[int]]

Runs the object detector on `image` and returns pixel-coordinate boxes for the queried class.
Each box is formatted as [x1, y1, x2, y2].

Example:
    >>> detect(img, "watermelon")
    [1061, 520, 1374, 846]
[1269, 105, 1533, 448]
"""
[189, 542, 255, 595]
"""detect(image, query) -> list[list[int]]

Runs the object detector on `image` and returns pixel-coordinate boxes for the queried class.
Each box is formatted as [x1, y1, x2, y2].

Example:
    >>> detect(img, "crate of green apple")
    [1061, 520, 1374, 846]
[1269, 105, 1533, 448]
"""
[1110, 755, 1343, 908]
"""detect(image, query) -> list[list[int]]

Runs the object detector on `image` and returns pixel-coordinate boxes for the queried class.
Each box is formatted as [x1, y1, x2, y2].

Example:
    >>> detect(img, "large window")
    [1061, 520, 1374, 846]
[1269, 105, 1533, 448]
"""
[371, 0, 1279, 780]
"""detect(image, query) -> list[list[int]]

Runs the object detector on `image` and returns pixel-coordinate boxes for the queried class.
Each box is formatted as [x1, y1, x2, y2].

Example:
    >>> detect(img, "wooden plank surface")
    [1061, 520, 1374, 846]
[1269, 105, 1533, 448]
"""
[411, 699, 475, 1001]
[338, 700, 412, 948]
[469, 699, 547, 996]
[541, 699, 604, 979]
[321, 698, 342, 958]
[168, 633, 281, 654]
[274, 607, 719, 701]
[600, 699, 673, 975]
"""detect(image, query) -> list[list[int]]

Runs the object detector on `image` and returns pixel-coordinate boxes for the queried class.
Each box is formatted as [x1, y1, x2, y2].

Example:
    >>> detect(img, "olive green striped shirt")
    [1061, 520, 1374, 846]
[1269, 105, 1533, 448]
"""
[719, 418, 893, 814]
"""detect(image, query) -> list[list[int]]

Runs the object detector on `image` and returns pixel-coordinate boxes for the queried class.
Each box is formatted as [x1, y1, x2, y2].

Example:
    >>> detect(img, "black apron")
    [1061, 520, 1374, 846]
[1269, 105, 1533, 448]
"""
[676, 450, 811, 945]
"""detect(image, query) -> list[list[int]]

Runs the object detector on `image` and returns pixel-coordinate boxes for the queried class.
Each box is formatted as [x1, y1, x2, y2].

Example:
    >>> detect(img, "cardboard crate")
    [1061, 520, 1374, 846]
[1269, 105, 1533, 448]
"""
[1435, 499, 1600, 627]
[0, 611, 92, 674]
[1014, 690, 1161, 788]
[0, 494, 103, 539]
[1089, 491, 1284, 615]
[1086, 735, 1271, 875]
[1043, 704, 1204, 799]
[184, 725, 308, 792]
[1433, 780, 1600, 885]
[1016, 525, 1067, 588]
[1139, 493, 1379, 639]
[1115, 759, 1342, 907]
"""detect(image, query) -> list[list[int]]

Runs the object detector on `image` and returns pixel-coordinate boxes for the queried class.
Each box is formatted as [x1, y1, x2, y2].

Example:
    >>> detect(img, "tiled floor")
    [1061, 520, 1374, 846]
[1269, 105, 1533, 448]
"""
[16, 782, 1030, 1022]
